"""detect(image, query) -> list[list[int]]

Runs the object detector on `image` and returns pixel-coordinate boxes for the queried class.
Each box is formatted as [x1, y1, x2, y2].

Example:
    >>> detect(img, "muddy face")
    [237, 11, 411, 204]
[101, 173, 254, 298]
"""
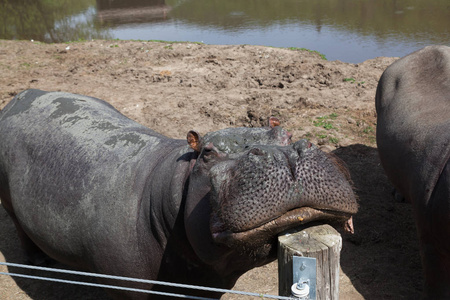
[185, 120, 357, 266]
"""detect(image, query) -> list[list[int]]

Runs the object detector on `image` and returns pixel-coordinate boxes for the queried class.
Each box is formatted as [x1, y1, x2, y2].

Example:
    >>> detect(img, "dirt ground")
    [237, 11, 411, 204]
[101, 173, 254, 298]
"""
[0, 40, 423, 299]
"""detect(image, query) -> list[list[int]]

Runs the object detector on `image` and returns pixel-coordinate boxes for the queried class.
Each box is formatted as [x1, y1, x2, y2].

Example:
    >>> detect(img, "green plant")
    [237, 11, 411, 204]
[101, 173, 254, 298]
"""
[147, 39, 203, 45]
[64, 38, 89, 44]
[329, 137, 339, 144]
[363, 126, 374, 134]
[323, 123, 335, 130]
[286, 47, 327, 60]
[344, 77, 365, 85]
[313, 114, 338, 130]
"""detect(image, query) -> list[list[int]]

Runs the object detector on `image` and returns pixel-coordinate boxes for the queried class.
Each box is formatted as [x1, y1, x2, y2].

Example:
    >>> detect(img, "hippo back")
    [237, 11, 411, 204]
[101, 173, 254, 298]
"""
[376, 45, 450, 205]
[0, 89, 183, 272]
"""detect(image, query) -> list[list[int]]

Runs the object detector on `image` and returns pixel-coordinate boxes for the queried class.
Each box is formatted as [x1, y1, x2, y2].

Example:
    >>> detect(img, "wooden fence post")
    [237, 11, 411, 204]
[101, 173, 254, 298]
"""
[278, 224, 342, 299]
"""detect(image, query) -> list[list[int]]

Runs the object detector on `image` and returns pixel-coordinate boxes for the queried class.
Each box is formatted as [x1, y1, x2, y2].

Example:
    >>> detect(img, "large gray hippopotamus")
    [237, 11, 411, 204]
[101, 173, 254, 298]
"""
[376, 45, 450, 298]
[0, 89, 358, 299]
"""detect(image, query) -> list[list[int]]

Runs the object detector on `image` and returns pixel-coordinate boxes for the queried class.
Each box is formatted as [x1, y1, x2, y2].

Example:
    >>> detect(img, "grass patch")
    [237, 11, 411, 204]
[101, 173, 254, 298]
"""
[329, 137, 339, 144]
[315, 132, 339, 144]
[313, 113, 338, 130]
[61, 38, 204, 45]
[344, 77, 365, 85]
[329, 113, 338, 119]
[363, 126, 374, 134]
[146, 39, 204, 45]
[63, 38, 91, 44]
[286, 47, 327, 60]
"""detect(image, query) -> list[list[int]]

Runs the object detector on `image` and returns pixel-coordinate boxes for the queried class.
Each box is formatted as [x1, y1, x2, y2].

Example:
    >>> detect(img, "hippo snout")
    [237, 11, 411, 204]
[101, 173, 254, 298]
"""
[211, 140, 358, 235]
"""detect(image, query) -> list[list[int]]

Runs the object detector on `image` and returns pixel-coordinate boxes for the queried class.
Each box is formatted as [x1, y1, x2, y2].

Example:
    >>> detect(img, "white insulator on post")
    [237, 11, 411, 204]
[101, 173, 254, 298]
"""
[291, 279, 310, 299]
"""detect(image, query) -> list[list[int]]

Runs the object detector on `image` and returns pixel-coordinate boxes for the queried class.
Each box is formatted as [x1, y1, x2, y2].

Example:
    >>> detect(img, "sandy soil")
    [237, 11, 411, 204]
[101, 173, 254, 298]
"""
[0, 40, 423, 299]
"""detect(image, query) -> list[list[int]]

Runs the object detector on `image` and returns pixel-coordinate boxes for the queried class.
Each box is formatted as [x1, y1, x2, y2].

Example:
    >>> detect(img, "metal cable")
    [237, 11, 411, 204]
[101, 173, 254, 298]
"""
[0, 262, 296, 299]
[0, 271, 214, 300]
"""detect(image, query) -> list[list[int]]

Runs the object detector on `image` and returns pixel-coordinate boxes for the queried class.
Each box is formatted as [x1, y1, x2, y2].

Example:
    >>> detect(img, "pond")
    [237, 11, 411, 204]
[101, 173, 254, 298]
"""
[0, 0, 449, 63]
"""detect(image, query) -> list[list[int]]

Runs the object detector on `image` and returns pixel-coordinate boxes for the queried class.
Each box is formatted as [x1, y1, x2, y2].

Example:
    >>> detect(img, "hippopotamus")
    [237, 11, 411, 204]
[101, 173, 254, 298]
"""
[0, 89, 357, 299]
[376, 45, 450, 299]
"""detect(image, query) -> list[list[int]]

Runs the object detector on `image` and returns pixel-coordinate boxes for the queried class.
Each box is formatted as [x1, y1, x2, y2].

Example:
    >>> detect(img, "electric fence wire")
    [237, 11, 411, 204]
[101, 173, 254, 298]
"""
[0, 262, 296, 300]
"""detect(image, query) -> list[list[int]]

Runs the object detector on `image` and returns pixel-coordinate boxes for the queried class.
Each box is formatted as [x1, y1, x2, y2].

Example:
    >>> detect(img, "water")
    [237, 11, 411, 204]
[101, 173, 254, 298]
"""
[0, 0, 449, 63]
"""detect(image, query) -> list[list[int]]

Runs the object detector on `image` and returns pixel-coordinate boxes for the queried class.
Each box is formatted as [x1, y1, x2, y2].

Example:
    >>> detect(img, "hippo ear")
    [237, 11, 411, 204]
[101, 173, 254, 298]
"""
[268, 116, 281, 128]
[187, 130, 203, 152]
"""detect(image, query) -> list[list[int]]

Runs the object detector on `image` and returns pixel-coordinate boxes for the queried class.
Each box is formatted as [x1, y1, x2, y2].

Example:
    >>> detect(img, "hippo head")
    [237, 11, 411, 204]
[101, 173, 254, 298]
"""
[184, 118, 357, 277]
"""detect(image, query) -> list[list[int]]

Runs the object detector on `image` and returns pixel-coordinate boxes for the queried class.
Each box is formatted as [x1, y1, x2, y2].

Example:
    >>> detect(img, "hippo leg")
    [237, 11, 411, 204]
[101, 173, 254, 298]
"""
[1, 193, 51, 266]
[421, 160, 450, 298]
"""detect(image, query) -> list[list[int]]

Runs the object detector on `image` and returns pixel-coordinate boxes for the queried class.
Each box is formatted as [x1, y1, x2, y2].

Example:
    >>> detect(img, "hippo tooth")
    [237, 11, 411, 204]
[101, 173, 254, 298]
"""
[344, 216, 354, 234]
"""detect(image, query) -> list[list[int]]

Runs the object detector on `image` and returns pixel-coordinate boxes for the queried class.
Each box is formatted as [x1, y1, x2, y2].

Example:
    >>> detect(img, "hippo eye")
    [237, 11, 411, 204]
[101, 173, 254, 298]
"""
[248, 148, 265, 156]
[201, 143, 220, 160]
[203, 147, 214, 155]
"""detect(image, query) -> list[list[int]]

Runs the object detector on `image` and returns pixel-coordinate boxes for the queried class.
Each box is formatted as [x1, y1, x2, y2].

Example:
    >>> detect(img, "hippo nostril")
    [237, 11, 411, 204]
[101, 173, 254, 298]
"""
[248, 148, 265, 156]
[293, 139, 312, 153]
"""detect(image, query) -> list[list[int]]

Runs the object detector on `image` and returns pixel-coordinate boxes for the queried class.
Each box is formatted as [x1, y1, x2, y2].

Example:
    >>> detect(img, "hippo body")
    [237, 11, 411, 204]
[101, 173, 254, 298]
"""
[0, 89, 357, 299]
[376, 45, 450, 298]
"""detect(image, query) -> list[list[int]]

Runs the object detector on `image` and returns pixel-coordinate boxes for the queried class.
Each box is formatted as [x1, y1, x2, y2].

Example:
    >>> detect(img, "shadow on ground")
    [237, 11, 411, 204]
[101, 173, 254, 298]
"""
[333, 144, 423, 299]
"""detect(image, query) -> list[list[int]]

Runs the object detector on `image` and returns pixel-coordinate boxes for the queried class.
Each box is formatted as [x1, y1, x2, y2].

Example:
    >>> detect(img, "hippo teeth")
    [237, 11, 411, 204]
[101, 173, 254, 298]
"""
[211, 207, 354, 246]
[344, 216, 354, 234]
